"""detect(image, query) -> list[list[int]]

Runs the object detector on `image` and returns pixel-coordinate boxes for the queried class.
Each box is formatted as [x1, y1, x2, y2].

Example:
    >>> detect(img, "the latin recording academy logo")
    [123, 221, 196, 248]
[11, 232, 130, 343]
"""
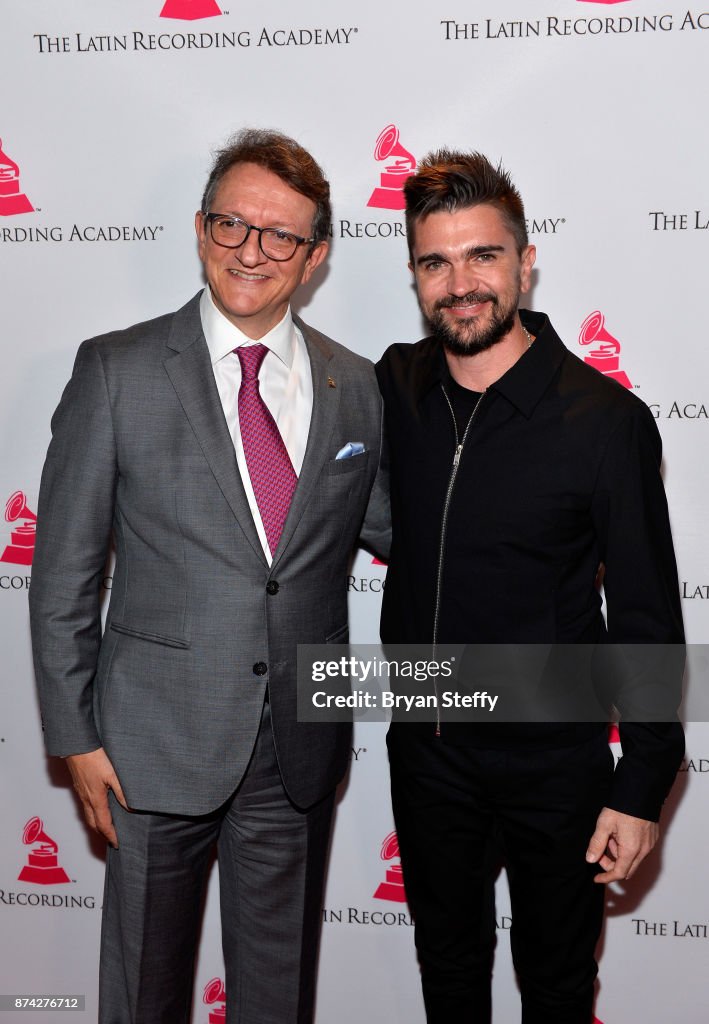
[1, 133, 165, 243]
[202, 978, 226, 1023]
[5, 816, 97, 909]
[0, 139, 34, 216]
[367, 125, 416, 212]
[18, 818, 70, 885]
[320, 831, 412, 926]
[1, 491, 37, 566]
[373, 831, 407, 903]
[160, 0, 223, 19]
[578, 311, 632, 389]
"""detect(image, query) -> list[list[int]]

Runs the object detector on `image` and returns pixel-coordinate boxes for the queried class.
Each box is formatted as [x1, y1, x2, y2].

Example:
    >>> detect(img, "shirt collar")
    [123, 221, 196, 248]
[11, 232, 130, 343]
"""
[199, 286, 295, 368]
[419, 310, 568, 419]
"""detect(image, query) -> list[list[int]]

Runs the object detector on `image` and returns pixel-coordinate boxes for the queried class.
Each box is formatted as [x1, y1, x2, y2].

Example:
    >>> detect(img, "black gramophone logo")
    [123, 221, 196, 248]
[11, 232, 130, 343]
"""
[367, 125, 416, 211]
[373, 830, 407, 902]
[18, 817, 71, 885]
[1, 491, 37, 566]
[203, 978, 226, 1023]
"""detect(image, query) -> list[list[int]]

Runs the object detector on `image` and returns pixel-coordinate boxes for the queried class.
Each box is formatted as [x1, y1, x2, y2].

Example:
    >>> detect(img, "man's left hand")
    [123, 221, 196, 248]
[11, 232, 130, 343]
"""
[585, 807, 659, 883]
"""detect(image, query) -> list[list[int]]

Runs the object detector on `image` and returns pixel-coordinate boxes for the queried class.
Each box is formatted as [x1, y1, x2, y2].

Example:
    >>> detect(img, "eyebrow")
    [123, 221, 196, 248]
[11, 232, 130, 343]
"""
[214, 211, 301, 231]
[415, 243, 505, 266]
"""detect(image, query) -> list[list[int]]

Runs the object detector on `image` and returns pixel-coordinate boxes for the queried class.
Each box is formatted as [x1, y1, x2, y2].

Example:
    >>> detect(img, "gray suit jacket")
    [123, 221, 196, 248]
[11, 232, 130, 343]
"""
[29, 292, 388, 814]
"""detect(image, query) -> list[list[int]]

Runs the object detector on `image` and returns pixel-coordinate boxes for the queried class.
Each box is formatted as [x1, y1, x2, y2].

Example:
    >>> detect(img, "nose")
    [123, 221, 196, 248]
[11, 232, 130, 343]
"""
[235, 227, 267, 267]
[448, 262, 480, 297]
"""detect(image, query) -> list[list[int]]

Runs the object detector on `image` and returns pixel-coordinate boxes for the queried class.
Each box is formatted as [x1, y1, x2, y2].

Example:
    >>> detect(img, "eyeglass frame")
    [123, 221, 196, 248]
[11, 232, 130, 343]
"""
[202, 211, 316, 262]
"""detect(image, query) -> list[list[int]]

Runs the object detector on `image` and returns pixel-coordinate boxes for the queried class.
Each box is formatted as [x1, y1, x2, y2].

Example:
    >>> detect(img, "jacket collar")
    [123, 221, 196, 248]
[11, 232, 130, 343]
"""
[415, 310, 568, 420]
[270, 313, 340, 571]
[165, 292, 204, 353]
[491, 311, 568, 419]
[162, 292, 341, 570]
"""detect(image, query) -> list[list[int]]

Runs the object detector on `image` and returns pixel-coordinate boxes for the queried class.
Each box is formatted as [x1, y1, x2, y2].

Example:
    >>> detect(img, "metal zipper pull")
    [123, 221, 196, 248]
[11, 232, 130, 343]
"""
[453, 444, 463, 467]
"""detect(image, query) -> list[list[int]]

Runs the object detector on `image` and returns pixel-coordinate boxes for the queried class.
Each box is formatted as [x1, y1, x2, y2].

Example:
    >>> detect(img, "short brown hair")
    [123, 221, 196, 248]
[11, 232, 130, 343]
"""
[201, 128, 331, 246]
[404, 150, 528, 256]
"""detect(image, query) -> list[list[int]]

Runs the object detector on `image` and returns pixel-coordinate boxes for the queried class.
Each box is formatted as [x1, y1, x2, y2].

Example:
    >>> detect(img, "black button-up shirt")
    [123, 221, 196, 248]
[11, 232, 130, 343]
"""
[377, 310, 684, 820]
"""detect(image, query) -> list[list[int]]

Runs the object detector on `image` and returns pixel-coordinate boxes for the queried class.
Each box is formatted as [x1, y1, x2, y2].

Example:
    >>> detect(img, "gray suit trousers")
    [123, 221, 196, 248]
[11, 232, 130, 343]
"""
[99, 704, 335, 1024]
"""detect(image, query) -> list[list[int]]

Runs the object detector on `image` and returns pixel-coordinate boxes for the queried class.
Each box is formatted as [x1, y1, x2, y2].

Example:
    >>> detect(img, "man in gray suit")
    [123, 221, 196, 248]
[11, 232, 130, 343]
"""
[29, 128, 388, 1024]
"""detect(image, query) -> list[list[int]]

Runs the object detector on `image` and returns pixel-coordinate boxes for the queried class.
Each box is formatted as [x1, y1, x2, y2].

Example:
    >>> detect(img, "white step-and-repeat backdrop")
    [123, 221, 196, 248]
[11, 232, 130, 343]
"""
[1, 1, 707, 1021]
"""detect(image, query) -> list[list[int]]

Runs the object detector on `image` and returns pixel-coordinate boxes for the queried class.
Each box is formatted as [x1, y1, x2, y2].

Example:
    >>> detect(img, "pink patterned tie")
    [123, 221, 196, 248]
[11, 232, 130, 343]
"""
[236, 344, 297, 557]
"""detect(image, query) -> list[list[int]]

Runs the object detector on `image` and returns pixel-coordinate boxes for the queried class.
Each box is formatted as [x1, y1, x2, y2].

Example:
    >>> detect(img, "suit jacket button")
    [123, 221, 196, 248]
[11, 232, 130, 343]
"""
[253, 662, 268, 676]
[266, 581, 279, 595]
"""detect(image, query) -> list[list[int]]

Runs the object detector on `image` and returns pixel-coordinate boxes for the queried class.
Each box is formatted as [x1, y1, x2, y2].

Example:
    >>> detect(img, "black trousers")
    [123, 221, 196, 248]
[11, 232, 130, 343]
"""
[387, 726, 614, 1024]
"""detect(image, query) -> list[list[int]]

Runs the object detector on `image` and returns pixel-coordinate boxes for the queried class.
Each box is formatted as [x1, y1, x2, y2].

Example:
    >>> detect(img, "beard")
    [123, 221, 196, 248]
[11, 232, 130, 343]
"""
[427, 290, 518, 357]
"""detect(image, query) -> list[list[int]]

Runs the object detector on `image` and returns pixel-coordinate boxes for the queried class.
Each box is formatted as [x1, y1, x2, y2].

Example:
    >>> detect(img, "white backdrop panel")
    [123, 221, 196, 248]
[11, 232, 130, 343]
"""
[1, 1, 707, 1021]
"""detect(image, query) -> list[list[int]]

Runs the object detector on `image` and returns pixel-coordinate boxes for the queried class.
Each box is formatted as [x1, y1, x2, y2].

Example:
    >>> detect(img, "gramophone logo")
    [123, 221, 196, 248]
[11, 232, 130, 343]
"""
[578, 311, 632, 389]
[367, 125, 416, 212]
[18, 817, 71, 885]
[202, 978, 226, 1024]
[1, 491, 37, 566]
[160, 0, 222, 19]
[0, 139, 34, 217]
[373, 830, 407, 902]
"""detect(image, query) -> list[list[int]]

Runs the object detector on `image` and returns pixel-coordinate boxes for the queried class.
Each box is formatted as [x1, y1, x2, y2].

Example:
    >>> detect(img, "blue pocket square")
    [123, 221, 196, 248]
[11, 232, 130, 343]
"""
[335, 442, 366, 460]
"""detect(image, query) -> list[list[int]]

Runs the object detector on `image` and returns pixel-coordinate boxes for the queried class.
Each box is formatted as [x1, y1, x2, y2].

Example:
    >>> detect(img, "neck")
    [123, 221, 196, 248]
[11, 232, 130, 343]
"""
[445, 316, 532, 392]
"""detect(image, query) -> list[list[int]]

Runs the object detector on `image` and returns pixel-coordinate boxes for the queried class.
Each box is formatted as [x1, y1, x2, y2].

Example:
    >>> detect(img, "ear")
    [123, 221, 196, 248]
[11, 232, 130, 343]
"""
[300, 240, 329, 284]
[195, 211, 208, 261]
[519, 244, 536, 294]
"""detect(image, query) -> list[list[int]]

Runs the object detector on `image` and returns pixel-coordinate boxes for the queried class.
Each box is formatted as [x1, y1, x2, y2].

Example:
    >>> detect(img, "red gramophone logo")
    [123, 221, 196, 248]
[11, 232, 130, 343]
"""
[18, 817, 71, 885]
[1, 491, 37, 566]
[578, 311, 632, 389]
[160, 0, 222, 19]
[373, 830, 407, 902]
[367, 125, 416, 211]
[0, 138, 34, 217]
[203, 978, 226, 1024]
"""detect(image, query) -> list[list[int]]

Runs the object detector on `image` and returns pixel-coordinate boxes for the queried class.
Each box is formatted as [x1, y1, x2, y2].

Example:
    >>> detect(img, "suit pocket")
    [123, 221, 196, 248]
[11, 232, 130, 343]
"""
[326, 452, 370, 475]
[109, 621, 190, 649]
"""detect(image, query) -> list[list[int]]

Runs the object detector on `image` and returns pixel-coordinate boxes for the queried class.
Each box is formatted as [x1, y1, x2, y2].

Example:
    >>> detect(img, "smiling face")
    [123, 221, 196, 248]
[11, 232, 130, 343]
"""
[195, 161, 328, 339]
[410, 203, 535, 356]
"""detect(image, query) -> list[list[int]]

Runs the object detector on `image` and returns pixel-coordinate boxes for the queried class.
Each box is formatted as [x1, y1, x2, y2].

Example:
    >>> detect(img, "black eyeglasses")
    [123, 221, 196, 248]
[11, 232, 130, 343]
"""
[203, 213, 314, 262]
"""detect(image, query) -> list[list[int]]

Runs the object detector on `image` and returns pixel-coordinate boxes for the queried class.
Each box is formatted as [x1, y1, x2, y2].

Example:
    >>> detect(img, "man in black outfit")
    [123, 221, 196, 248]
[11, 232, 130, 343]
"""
[376, 150, 684, 1023]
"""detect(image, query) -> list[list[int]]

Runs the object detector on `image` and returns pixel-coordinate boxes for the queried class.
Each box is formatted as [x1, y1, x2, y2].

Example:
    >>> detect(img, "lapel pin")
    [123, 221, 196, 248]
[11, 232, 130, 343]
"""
[327, 376, 337, 389]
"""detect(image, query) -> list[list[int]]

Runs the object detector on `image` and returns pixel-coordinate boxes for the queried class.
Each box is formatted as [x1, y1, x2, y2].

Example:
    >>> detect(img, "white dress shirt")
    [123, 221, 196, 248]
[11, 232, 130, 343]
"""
[200, 287, 313, 563]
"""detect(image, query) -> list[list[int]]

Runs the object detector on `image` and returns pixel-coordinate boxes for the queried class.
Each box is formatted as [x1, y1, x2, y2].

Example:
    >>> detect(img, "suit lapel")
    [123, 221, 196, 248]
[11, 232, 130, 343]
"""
[271, 317, 341, 570]
[163, 294, 267, 566]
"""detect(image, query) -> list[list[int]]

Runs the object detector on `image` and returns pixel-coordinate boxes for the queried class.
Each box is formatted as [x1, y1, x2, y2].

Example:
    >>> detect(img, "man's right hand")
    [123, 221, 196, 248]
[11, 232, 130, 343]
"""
[65, 748, 128, 849]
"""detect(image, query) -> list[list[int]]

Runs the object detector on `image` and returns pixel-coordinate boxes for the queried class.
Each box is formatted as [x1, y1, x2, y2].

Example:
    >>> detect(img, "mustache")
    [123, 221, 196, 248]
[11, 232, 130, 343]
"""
[435, 292, 497, 310]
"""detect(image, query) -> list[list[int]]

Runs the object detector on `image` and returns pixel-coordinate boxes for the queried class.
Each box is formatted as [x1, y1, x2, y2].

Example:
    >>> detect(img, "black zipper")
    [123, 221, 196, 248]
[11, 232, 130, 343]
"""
[431, 384, 486, 735]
